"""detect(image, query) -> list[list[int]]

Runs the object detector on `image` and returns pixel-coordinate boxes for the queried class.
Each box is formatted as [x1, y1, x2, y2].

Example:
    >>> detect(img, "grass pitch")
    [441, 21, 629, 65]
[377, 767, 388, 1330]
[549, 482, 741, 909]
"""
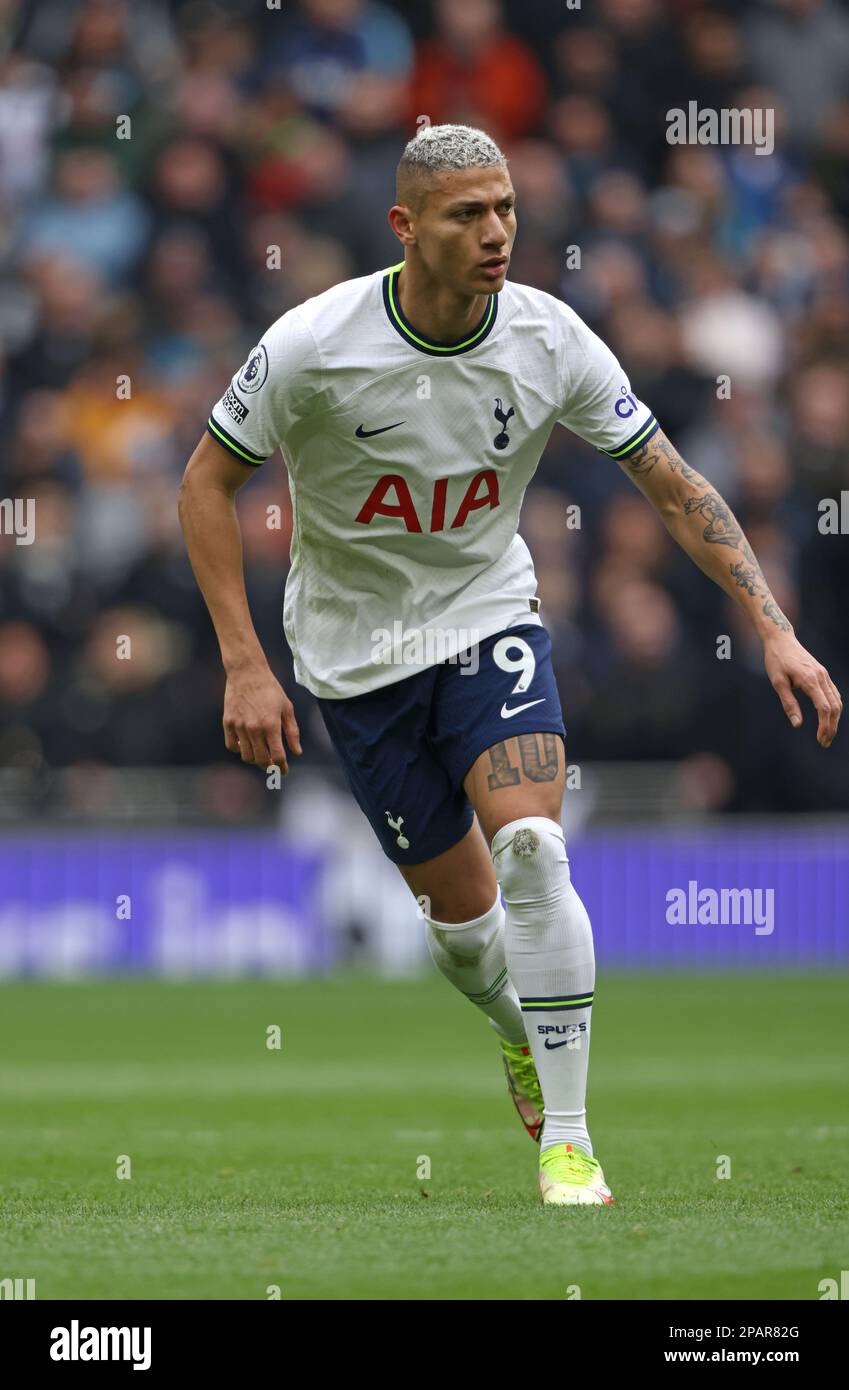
[0, 971, 846, 1300]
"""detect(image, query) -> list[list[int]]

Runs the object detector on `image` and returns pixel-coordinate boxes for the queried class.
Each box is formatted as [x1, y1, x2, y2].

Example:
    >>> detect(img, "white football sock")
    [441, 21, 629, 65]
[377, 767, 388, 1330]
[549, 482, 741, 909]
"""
[492, 816, 595, 1156]
[423, 893, 527, 1045]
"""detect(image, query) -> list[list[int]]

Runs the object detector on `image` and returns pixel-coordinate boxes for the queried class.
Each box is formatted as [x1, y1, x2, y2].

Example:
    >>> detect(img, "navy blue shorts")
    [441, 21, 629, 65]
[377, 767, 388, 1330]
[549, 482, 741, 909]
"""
[315, 624, 566, 865]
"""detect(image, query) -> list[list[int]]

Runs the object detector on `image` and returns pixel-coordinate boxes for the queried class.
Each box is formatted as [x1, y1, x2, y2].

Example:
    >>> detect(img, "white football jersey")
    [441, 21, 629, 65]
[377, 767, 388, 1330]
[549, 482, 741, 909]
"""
[208, 261, 658, 698]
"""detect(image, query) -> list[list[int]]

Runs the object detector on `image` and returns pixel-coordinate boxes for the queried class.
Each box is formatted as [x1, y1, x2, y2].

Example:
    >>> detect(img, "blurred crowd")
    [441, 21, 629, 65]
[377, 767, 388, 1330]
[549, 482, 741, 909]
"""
[1, 0, 848, 813]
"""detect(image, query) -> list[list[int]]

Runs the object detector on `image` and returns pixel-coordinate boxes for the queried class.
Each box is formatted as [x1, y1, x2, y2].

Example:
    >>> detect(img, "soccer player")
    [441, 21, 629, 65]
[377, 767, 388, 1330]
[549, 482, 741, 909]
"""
[179, 125, 842, 1206]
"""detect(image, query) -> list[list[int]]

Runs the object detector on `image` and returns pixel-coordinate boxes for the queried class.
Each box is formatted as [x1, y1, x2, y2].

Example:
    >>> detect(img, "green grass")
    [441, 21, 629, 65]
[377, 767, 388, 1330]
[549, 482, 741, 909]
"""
[0, 972, 847, 1300]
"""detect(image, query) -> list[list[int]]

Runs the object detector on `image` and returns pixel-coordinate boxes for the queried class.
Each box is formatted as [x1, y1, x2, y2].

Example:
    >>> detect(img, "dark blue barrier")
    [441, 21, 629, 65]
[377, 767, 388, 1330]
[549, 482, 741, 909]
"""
[0, 826, 845, 974]
[568, 824, 848, 964]
[0, 831, 328, 977]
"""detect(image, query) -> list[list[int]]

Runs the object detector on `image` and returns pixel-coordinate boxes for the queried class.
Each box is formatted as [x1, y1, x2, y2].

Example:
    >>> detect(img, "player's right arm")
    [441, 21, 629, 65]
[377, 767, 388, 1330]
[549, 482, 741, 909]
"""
[178, 430, 302, 772]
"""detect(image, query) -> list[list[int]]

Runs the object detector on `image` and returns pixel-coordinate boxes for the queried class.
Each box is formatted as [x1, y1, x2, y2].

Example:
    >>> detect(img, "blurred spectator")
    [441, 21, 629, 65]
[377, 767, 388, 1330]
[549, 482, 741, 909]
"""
[0, 55, 58, 204]
[580, 576, 702, 760]
[410, 0, 548, 142]
[255, 0, 413, 126]
[22, 147, 150, 284]
[746, 0, 849, 148]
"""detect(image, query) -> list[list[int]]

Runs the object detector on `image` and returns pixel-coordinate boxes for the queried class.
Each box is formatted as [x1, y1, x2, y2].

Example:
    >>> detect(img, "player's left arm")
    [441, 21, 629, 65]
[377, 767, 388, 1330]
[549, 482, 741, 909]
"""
[616, 428, 842, 747]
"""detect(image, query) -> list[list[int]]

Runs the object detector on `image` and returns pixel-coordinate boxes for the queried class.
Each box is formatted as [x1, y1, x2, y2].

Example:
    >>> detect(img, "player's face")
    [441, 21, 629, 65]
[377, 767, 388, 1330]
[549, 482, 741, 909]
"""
[418, 167, 516, 294]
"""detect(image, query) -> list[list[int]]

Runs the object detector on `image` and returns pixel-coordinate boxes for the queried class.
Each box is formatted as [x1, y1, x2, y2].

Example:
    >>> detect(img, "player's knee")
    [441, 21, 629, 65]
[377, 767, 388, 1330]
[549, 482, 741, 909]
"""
[422, 892, 502, 965]
[417, 885, 497, 925]
[425, 920, 485, 966]
[491, 815, 569, 901]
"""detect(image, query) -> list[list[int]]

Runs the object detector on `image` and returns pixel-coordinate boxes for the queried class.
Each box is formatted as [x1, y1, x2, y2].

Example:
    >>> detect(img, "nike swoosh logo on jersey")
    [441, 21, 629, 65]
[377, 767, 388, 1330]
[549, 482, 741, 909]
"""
[500, 698, 546, 719]
[355, 421, 405, 438]
[543, 1037, 574, 1050]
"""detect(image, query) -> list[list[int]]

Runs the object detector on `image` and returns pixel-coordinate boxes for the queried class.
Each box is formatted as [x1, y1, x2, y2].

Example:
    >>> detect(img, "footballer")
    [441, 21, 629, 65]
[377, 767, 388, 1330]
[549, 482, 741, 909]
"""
[179, 125, 842, 1207]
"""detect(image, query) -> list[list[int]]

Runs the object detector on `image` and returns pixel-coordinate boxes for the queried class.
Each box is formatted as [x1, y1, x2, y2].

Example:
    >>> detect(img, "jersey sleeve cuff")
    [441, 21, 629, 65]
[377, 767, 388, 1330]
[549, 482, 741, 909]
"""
[601, 415, 659, 459]
[206, 415, 267, 466]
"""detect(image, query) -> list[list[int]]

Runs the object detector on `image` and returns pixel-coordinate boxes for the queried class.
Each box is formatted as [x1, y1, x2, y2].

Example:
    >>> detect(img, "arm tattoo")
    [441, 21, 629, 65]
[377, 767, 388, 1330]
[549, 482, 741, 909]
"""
[625, 434, 703, 485]
[685, 494, 790, 630]
[620, 428, 791, 634]
[729, 561, 792, 632]
[682, 491, 745, 548]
